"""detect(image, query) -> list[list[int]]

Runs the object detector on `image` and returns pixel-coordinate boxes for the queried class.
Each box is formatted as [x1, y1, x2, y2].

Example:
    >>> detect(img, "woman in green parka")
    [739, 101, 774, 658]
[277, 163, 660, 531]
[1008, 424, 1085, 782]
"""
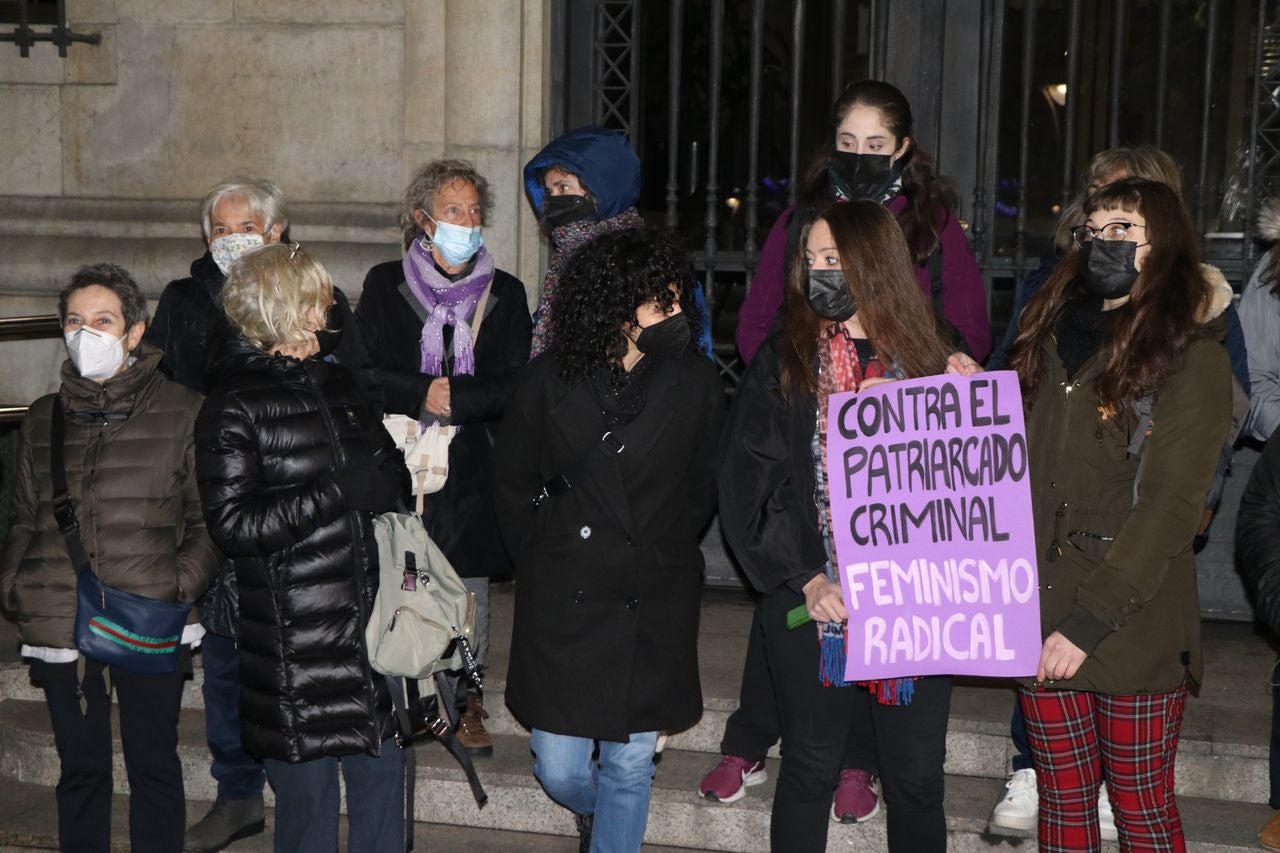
[1006, 178, 1233, 852]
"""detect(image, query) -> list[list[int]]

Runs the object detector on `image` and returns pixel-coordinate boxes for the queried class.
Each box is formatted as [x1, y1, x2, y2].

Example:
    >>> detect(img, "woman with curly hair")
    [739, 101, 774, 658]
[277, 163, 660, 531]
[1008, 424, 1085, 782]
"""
[718, 200, 962, 852]
[1006, 178, 1233, 850]
[492, 228, 725, 852]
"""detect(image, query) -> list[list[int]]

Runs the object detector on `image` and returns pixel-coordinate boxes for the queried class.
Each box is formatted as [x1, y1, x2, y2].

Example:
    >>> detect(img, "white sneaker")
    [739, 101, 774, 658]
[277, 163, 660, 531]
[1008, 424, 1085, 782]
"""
[1098, 784, 1117, 842]
[990, 768, 1038, 831]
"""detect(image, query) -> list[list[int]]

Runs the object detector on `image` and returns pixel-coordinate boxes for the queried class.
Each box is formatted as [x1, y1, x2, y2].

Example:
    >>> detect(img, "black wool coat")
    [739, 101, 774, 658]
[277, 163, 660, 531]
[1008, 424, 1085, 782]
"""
[356, 259, 532, 578]
[195, 336, 407, 763]
[1238, 428, 1280, 635]
[492, 351, 725, 742]
[148, 252, 383, 636]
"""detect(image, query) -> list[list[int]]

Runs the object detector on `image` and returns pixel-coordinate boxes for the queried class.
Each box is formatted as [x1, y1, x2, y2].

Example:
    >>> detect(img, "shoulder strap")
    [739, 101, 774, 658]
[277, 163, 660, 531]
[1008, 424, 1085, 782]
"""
[48, 398, 93, 577]
[531, 427, 630, 508]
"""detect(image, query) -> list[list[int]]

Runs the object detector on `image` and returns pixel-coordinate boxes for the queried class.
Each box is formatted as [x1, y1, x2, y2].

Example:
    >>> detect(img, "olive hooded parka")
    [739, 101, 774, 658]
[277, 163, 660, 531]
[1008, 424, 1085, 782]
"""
[1023, 271, 1234, 694]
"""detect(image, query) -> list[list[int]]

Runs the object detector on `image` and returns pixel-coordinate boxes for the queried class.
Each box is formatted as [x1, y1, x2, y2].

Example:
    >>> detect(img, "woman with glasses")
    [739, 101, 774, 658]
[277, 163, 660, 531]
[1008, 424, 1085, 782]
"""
[1005, 178, 1234, 851]
[356, 159, 532, 757]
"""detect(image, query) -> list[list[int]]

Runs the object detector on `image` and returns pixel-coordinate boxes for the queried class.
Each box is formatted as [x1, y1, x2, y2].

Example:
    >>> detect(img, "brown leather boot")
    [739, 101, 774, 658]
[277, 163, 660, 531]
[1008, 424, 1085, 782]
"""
[1262, 810, 1280, 851]
[456, 693, 493, 756]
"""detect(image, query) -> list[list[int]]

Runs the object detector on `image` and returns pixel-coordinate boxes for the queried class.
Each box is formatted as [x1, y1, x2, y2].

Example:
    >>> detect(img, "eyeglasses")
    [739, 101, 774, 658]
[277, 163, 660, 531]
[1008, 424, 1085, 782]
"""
[1070, 221, 1146, 247]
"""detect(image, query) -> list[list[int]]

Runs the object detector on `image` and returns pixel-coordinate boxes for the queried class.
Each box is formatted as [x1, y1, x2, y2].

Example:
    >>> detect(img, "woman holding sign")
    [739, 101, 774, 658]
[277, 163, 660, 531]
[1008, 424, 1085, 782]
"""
[1006, 177, 1234, 851]
[719, 200, 961, 852]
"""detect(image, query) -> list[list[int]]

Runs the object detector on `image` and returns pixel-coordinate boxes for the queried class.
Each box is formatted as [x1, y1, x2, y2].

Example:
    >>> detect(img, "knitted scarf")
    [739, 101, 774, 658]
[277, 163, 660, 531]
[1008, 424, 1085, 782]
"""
[530, 206, 646, 357]
[815, 323, 916, 705]
[402, 239, 495, 377]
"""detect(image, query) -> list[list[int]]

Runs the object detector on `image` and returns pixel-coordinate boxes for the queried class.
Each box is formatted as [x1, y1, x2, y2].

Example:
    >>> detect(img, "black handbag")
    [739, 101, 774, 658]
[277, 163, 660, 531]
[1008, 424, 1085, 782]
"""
[50, 397, 190, 674]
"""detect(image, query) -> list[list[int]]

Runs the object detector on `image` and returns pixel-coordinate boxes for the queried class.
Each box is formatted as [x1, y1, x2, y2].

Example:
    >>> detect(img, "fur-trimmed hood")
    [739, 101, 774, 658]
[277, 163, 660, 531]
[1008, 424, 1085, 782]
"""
[1259, 198, 1280, 243]
[1199, 262, 1233, 325]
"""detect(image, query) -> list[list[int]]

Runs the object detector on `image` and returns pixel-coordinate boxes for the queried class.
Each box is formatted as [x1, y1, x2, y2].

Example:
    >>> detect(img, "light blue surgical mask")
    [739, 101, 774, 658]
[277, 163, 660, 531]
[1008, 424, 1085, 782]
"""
[424, 213, 484, 267]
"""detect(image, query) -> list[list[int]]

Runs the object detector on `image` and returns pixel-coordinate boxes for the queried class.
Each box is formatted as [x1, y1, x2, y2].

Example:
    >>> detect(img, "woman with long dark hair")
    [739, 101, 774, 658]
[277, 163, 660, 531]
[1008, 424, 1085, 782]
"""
[719, 200, 962, 852]
[1006, 178, 1233, 850]
[735, 79, 990, 364]
[492, 228, 724, 852]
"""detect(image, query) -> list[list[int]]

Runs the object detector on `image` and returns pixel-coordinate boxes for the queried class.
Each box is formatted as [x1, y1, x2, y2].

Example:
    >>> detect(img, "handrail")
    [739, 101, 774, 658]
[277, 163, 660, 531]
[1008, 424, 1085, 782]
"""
[0, 314, 60, 338]
[0, 313, 62, 426]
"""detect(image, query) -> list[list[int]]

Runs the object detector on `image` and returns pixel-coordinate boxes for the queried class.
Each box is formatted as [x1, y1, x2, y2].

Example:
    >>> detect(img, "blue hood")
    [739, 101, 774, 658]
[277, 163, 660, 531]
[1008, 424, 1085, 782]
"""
[523, 126, 641, 221]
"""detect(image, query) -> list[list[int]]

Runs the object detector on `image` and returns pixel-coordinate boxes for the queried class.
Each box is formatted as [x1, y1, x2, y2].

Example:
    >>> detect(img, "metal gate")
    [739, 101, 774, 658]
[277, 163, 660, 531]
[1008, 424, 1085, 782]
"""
[552, 0, 1280, 606]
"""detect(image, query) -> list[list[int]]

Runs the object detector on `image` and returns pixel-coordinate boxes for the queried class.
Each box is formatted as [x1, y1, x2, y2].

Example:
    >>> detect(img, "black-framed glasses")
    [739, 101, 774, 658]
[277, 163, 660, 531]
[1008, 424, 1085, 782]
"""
[1071, 222, 1146, 247]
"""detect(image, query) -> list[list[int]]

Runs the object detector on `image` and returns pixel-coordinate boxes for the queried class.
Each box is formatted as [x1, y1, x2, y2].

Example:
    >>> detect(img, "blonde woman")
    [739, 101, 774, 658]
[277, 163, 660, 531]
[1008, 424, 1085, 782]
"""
[195, 243, 409, 853]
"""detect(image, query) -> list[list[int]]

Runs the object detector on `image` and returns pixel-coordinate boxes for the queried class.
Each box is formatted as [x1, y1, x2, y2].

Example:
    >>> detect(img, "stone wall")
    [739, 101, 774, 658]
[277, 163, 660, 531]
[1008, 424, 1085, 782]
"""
[0, 0, 551, 406]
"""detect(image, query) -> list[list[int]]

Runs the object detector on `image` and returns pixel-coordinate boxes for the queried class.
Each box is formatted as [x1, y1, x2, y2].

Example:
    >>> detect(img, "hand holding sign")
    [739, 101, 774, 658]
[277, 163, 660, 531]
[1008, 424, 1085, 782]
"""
[826, 370, 1041, 681]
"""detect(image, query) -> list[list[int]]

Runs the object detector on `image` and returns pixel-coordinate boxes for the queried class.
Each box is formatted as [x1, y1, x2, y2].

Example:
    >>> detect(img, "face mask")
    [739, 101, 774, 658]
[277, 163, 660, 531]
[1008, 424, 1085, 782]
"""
[65, 327, 127, 381]
[828, 151, 901, 202]
[426, 215, 484, 266]
[1078, 240, 1143, 299]
[806, 269, 858, 321]
[634, 312, 691, 359]
[543, 194, 598, 229]
[314, 303, 344, 357]
[209, 232, 265, 275]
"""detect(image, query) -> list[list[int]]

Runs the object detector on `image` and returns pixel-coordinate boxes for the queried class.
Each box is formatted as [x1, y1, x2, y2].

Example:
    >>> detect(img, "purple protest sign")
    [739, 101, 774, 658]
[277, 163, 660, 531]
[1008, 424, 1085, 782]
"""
[826, 370, 1040, 681]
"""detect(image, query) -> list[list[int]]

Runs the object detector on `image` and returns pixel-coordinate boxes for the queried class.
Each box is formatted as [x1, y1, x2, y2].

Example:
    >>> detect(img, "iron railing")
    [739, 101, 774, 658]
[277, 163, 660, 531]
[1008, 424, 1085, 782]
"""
[562, 0, 1280, 375]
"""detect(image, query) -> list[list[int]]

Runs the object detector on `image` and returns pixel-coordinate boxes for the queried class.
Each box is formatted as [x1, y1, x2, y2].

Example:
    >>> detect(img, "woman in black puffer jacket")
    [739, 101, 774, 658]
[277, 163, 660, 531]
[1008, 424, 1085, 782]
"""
[195, 243, 409, 853]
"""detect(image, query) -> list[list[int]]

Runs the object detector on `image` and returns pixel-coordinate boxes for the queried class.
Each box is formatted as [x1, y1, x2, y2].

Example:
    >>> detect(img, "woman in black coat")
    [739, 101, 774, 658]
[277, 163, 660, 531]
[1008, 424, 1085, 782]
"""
[196, 244, 409, 853]
[356, 159, 532, 755]
[492, 229, 724, 852]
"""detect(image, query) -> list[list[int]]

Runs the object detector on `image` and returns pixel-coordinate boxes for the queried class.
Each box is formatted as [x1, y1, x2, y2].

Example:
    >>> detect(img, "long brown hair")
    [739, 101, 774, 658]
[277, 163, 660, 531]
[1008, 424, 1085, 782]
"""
[1006, 178, 1207, 415]
[798, 80, 958, 268]
[779, 201, 952, 400]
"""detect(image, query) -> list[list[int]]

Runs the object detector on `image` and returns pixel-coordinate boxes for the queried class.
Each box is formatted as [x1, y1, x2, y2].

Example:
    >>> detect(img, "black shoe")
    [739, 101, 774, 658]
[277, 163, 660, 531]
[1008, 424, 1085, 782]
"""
[574, 812, 594, 853]
[183, 795, 266, 852]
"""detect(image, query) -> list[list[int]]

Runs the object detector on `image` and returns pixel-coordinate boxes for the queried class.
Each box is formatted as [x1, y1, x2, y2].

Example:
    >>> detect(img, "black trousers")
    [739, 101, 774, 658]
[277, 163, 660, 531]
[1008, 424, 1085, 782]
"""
[720, 595, 876, 773]
[33, 650, 188, 853]
[760, 590, 952, 853]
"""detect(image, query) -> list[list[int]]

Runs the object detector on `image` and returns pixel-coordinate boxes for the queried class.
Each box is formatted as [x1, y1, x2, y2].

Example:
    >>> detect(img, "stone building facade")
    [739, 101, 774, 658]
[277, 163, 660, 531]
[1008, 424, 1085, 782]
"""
[0, 0, 551, 405]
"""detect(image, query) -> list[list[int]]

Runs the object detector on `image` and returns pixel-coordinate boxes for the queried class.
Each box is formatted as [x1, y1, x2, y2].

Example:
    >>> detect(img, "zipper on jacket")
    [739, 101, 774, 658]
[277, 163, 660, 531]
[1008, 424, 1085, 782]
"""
[1045, 501, 1067, 563]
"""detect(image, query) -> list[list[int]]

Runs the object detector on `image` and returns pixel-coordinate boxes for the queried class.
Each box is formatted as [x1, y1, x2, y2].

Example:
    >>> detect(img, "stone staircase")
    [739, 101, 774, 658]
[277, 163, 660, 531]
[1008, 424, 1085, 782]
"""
[0, 585, 1273, 851]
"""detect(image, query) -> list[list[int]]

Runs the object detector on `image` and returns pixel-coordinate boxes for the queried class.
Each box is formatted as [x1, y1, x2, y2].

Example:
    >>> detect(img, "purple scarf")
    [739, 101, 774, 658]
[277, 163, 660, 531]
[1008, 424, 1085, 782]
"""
[402, 239, 495, 376]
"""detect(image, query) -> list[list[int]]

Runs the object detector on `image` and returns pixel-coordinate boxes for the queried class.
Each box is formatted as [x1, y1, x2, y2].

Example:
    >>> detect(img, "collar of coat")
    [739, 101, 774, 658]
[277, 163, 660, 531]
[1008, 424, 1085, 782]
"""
[59, 345, 166, 418]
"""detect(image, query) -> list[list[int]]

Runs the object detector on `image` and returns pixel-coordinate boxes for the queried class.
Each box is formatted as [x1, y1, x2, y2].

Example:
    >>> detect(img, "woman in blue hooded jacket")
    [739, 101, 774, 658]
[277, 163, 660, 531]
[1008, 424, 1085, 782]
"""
[525, 126, 647, 357]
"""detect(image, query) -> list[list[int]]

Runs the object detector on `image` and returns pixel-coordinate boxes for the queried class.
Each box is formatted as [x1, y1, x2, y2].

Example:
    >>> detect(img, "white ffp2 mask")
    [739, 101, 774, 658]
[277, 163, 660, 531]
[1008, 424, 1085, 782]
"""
[65, 327, 127, 381]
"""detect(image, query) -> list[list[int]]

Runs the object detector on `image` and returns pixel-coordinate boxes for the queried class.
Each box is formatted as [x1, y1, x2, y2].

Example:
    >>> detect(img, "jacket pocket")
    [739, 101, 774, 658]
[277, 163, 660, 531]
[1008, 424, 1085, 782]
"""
[1062, 506, 1127, 568]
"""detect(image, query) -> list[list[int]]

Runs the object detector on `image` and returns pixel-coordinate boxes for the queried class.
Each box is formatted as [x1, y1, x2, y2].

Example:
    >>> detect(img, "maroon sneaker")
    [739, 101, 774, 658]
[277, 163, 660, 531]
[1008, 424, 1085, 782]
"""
[698, 755, 768, 803]
[831, 768, 880, 823]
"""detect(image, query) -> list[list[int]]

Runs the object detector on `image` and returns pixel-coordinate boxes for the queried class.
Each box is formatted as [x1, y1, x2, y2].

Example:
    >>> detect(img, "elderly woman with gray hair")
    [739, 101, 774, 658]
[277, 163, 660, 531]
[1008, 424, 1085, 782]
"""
[147, 175, 380, 852]
[356, 159, 532, 758]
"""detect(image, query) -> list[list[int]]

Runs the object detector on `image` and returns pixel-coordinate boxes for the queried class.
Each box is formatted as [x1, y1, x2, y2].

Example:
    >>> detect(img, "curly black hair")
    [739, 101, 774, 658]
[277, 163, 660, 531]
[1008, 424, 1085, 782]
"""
[548, 227, 703, 385]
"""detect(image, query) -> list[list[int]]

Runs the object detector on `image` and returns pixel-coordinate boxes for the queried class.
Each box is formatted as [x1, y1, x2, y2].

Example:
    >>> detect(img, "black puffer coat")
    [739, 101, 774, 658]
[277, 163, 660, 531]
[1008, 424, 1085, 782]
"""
[195, 336, 406, 763]
[1238, 429, 1280, 635]
[149, 252, 383, 636]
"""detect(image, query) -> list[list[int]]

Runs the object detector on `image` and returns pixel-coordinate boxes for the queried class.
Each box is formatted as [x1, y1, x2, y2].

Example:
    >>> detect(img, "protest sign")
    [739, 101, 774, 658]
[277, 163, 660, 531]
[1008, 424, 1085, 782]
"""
[827, 370, 1040, 681]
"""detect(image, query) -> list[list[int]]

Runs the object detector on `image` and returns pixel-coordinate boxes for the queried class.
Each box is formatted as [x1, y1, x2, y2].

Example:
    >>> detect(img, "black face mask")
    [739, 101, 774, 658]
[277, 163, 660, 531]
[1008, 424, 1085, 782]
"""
[828, 151, 900, 201]
[805, 269, 858, 321]
[1078, 240, 1142, 299]
[314, 303, 345, 357]
[634, 313, 691, 359]
[543, 194, 598, 229]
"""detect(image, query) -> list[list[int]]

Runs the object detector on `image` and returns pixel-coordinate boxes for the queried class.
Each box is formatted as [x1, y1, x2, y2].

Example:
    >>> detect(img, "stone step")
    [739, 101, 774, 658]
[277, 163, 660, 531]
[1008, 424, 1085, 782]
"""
[0, 774, 686, 852]
[4, 664, 1270, 810]
[0, 661, 1264, 806]
[0, 704, 1267, 853]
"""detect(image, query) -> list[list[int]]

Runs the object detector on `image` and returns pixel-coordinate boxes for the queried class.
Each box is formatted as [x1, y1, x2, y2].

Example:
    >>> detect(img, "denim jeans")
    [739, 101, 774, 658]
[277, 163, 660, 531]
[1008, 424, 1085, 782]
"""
[263, 741, 405, 853]
[201, 633, 266, 799]
[530, 728, 658, 853]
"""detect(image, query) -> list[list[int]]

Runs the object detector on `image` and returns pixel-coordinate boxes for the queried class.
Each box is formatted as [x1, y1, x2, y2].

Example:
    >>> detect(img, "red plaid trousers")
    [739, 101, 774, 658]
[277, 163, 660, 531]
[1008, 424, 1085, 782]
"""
[1018, 684, 1188, 852]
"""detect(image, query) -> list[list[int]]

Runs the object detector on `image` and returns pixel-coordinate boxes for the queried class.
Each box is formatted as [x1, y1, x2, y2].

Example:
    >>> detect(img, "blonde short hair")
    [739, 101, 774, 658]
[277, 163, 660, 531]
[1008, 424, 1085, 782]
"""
[222, 243, 333, 352]
[1055, 145, 1183, 250]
